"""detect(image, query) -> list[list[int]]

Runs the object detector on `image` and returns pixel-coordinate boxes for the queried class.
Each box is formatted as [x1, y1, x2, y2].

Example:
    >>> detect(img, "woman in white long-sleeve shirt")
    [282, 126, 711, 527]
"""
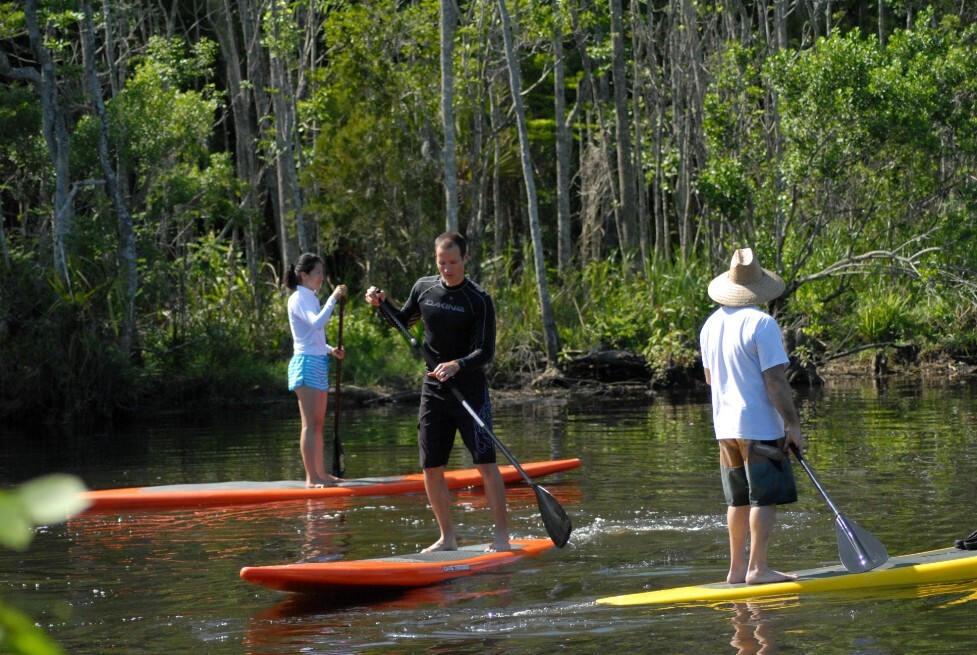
[285, 253, 347, 487]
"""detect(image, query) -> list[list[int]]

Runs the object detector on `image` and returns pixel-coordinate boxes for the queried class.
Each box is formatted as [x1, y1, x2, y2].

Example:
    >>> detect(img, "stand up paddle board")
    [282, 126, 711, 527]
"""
[597, 546, 977, 606]
[240, 538, 554, 594]
[81, 459, 579, 512]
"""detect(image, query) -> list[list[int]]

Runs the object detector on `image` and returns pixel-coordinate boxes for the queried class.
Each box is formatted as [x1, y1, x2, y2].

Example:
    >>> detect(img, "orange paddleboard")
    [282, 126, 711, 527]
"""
[81, 459, 580, 512]
[240, 538, 555, 594]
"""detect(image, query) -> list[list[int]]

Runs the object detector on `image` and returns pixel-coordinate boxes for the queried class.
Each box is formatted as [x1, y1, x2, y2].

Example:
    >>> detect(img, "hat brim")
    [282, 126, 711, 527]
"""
[708, 269, 785, 307]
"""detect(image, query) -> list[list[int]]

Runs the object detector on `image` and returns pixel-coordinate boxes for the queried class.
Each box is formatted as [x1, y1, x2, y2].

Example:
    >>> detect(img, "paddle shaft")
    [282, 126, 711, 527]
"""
[789, 444, 842, 517]
[331, 296, 346, 478]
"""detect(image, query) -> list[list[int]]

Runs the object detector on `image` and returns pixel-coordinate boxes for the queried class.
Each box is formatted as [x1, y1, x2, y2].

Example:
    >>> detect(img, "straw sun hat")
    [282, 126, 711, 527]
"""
[707, 248, 785, 307]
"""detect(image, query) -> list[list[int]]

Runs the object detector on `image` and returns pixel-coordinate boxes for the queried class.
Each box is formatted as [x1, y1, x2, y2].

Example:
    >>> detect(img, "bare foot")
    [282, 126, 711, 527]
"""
[306, 476, 339, 489]
[421, 537, 458, 553]
[727, 564, 748, 585]
[485, 535, 512, 552]
[745, 568, 797, 585]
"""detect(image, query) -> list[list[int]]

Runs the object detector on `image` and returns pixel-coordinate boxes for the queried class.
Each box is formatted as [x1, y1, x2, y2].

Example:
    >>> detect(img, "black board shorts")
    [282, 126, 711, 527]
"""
[417, 378, 497, 469]
[719, 438, 798, 507]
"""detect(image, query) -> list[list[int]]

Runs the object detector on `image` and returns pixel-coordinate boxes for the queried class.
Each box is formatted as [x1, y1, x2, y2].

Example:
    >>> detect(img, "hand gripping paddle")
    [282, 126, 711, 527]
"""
[377, 299, 572, 547]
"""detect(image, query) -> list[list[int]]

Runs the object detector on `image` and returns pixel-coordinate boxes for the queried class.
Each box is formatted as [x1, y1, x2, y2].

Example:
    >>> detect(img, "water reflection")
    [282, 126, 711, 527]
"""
[729, 603, 779, 655]
[297, 501, 351, 563]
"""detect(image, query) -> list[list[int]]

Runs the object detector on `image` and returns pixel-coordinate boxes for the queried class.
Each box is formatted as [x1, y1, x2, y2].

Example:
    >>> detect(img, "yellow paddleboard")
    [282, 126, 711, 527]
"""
[598, 547, 977, 606]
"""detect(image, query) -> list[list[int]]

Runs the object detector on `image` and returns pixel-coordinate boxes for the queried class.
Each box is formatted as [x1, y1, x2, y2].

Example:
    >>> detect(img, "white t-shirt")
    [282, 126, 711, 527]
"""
[287, 285, 337, 356]
[699, 305, 789, 440]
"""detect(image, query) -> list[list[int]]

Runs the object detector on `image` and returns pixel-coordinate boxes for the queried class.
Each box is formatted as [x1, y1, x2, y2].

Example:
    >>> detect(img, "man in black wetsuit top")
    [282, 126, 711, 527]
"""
[365, 232, 510, 553]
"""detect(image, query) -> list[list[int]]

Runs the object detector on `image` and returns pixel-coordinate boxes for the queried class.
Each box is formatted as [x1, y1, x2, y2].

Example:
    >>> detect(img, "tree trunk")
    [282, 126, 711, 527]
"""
[267, 0, 308, 256]
[466, 68, 489, 276]
[570, 4, 617, 259]
[209, 0, 264, 314]
[774, 0, 788, 50]
[440, 0, 459, 232]
[553, 17, 573, 274]
[101, 0, 120, 96]
[18, 0, 74, 282]
[455, 0, 488, 276]
[495, 0, 560, 366]
[0, 193, 9, 271]
[490, 87, 505, 254]
[878, 0, 887, 48]
[80, 1, 137, 352]
[629, 0, 649, 266]
[233, 0, 284, 268]
[609, 0, 638, 260]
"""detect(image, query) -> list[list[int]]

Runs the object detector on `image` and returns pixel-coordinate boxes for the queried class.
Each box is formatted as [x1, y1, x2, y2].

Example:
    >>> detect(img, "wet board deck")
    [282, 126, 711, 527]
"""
[240, 538, 555, 594]
[80, 459, 580, 512]
[597, 547, 977, 606]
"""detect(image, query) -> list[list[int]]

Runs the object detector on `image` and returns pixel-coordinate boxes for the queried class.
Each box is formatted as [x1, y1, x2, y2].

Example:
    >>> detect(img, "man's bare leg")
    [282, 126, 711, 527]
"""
[476, 463, 510, 552]
[727, 505, 750, 584]
[745, 505, 796, 584]
[421, 466, 458, 552]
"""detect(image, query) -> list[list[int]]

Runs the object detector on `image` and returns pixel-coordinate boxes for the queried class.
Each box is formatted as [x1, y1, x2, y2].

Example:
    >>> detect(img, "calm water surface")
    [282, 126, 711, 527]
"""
[2, 381, 977, 654]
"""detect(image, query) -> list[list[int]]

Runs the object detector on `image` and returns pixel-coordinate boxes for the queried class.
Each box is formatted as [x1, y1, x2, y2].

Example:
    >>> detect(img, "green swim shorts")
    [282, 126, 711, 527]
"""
[719, 438, 798, 507]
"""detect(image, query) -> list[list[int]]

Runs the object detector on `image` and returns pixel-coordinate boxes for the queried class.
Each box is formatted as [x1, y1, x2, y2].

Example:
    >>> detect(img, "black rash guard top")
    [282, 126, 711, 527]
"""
[384, 275, 496, 386]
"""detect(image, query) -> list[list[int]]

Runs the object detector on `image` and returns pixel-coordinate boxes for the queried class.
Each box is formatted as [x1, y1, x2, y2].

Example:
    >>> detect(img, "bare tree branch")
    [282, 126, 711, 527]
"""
[791, 242, 943, 289]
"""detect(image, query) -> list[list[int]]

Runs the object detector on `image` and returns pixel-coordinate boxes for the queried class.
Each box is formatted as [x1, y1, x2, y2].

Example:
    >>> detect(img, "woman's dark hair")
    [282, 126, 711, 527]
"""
[284, 253, 323, 290]
[435, 231, 467, 257]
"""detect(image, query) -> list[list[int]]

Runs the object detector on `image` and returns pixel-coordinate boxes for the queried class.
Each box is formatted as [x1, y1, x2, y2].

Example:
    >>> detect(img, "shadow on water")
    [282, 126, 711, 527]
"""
[3, 380, 977, 653]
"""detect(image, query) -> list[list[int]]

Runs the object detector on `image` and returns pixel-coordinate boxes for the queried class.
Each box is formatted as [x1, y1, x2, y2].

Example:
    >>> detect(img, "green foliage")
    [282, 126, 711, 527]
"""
[261, 0, 302, 57]
[137, 236, 284, 405]
[84, 40, 220, 181]
[0, 601, 63, 655]
[0, 83, 46, 218]
[301, 0, 443, 289]
[143, 35, 218, 89]
[697, 157, 752, 223]
[699, 41, 773, 230]
[0, 3, 25, 38]
[0, 475, 88, 551]
[852, 284, 916, 342]
[0, 245, 144, 422]
[336, 302, 426, 388]
[767, 13, 977, 243]
[742, 13, 977, 357]
[489, 249, 550, 377]
[0, 475, 88, 655]
[493, 251, 713, 377]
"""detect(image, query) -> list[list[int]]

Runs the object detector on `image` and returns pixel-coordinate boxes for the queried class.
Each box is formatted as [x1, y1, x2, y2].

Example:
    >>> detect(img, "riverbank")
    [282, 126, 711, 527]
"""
[12, 345, 976, 433]
[335, 346, 977, 410]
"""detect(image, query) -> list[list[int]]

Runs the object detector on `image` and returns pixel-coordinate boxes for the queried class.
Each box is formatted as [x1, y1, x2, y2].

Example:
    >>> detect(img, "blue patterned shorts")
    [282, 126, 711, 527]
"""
[288, 354, 330, 391]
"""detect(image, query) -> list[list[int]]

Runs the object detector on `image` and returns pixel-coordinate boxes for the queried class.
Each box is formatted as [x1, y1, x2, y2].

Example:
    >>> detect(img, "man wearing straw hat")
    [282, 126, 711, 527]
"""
[700, 248, 807, 585]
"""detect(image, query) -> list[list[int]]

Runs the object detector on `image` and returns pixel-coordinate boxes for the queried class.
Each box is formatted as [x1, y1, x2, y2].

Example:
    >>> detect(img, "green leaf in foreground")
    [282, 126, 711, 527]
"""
[0, 475, 90, 551]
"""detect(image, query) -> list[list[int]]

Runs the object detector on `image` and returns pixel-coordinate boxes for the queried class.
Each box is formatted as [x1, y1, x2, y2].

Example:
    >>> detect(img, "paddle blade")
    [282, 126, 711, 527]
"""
[532, 483, 572, 548]
[835, 513, 889, 573]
